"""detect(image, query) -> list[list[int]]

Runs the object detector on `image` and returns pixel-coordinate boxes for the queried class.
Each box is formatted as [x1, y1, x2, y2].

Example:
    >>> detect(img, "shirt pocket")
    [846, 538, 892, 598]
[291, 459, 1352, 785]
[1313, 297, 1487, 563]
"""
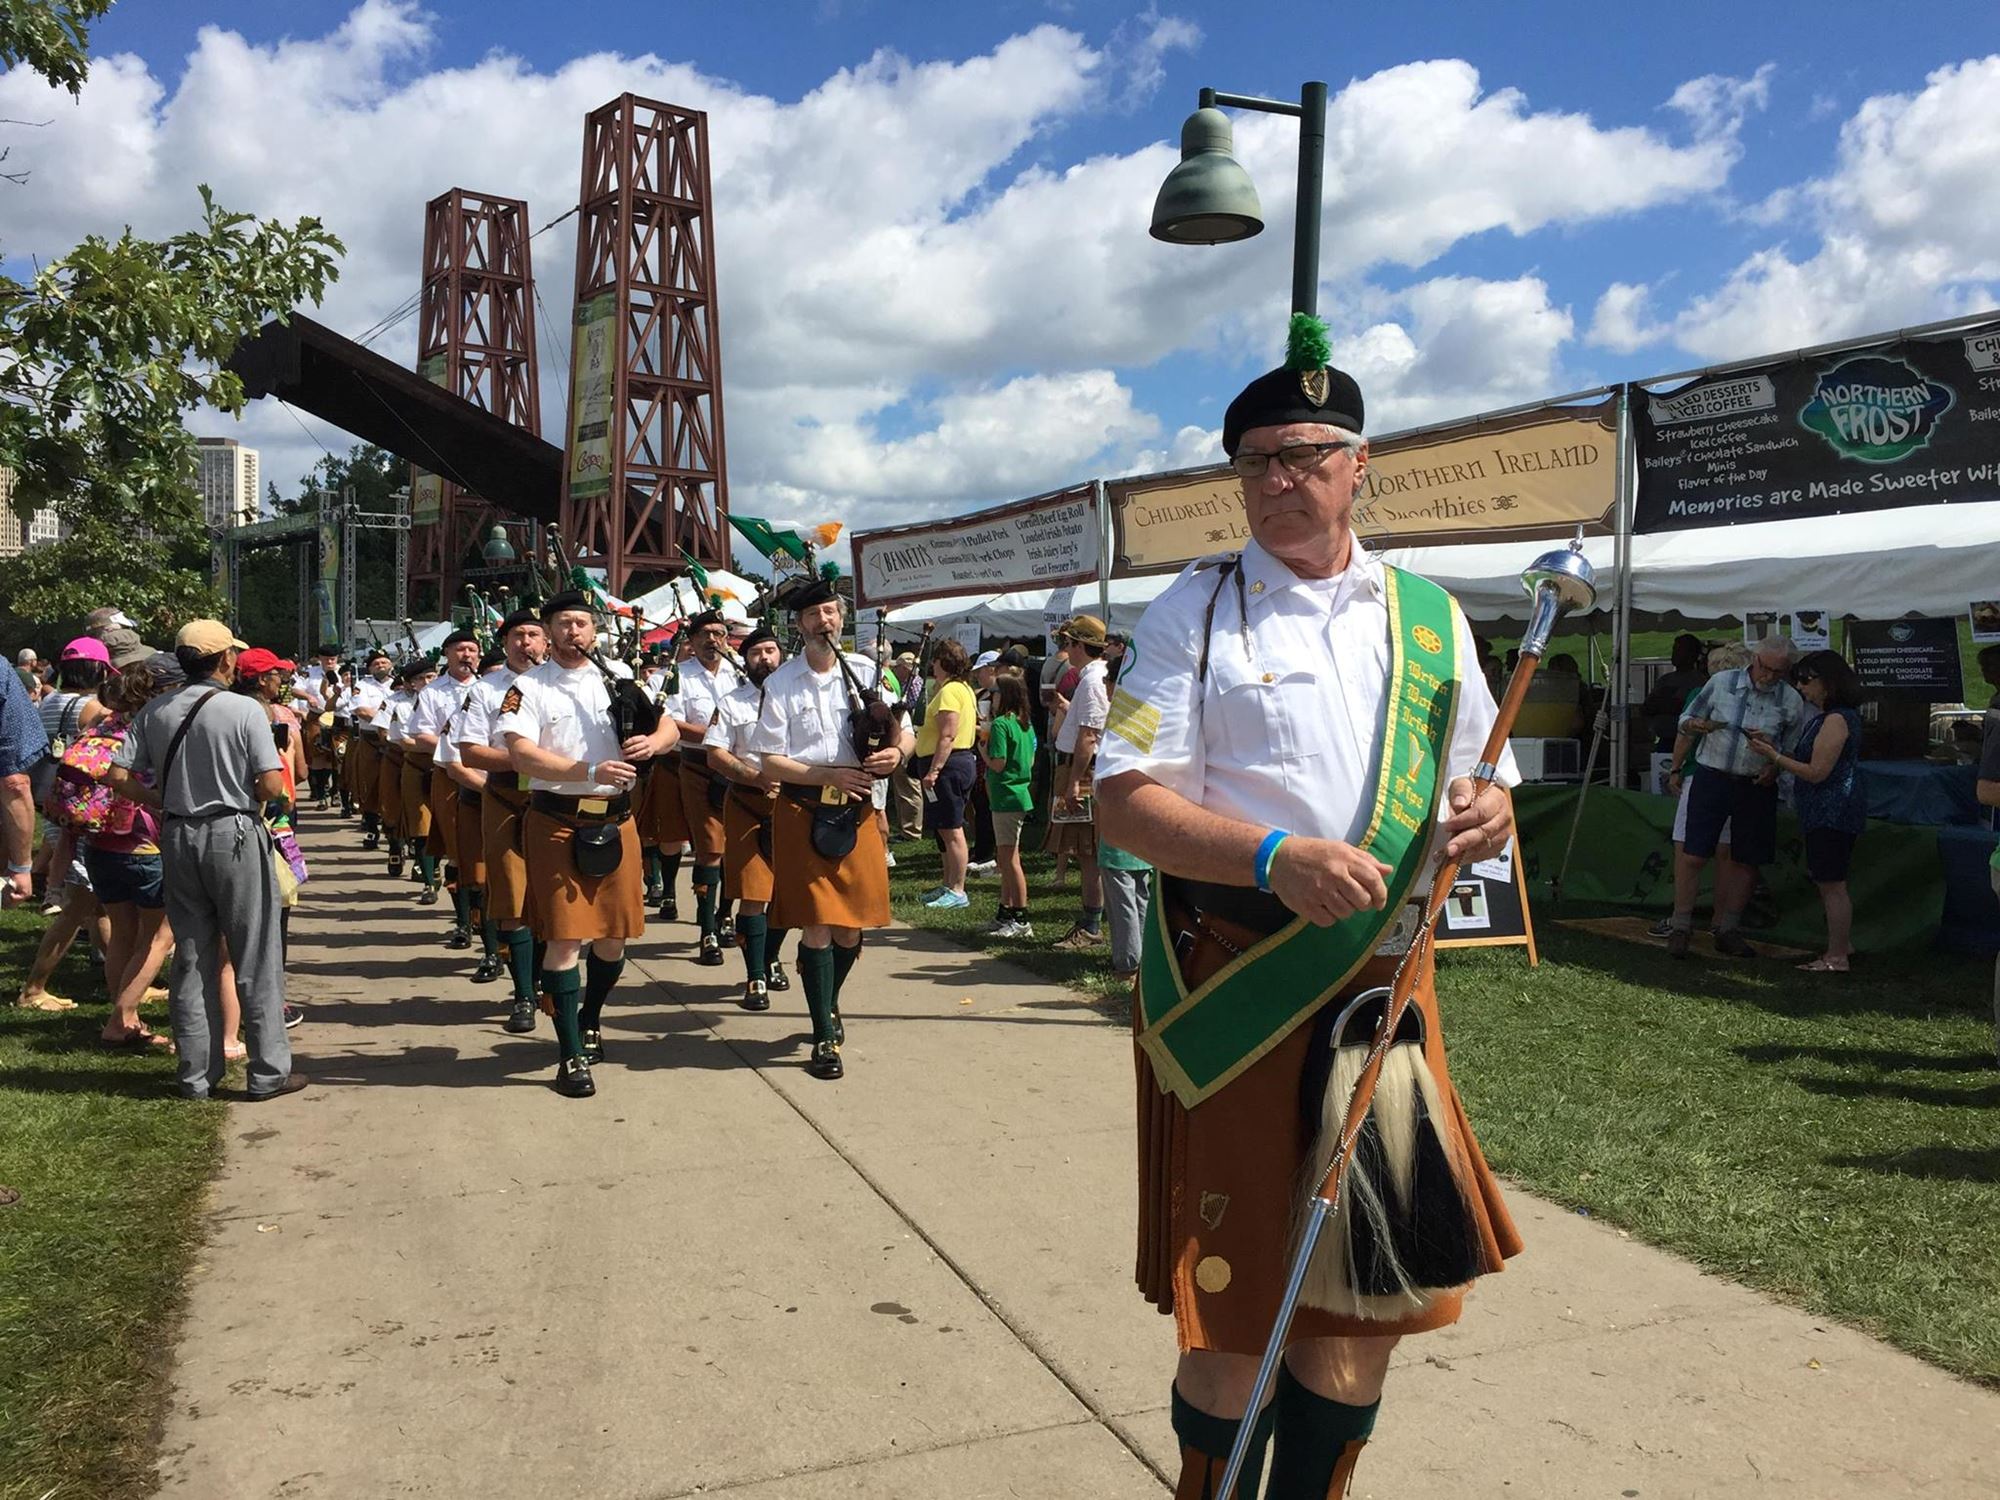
[1207, 656, 1321, 764]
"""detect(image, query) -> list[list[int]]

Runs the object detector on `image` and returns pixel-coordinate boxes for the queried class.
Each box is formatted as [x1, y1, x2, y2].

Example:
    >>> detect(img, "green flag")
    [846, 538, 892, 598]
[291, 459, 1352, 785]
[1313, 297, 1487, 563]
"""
[678, 549, 710, 592]
[728, 513, 810, 563]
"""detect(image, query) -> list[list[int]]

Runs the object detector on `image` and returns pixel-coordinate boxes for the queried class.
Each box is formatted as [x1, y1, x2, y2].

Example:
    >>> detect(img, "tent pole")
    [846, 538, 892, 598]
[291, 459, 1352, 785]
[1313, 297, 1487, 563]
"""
[1610, 385, 1634, 791]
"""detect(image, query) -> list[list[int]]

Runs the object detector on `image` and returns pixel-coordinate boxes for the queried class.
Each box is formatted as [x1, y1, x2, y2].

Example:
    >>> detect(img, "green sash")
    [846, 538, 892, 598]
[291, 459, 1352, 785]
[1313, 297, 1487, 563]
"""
[1136, 566, 1462, 1108]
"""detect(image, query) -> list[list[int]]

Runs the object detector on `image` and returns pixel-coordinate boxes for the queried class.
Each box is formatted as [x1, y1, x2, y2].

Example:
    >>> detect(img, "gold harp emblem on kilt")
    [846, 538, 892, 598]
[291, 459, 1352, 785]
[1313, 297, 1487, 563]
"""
[1298, 368, 1331, 406]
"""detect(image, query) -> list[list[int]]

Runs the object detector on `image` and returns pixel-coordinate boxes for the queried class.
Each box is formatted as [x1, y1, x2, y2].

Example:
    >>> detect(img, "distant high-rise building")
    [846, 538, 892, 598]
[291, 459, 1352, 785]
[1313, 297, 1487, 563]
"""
[195, 437, 260, 529]
[0, 468, 61, 558]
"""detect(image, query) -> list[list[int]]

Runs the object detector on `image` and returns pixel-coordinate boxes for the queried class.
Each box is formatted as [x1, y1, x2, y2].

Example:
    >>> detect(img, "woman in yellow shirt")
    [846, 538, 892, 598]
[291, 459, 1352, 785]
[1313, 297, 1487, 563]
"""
[915, 638, 980, 909]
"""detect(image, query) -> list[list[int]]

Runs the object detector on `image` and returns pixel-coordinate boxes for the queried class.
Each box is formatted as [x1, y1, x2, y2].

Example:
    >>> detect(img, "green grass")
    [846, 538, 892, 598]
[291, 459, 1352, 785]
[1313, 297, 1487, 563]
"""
[888, 838, 2000, 1386]
[0, 908, 226, 1500]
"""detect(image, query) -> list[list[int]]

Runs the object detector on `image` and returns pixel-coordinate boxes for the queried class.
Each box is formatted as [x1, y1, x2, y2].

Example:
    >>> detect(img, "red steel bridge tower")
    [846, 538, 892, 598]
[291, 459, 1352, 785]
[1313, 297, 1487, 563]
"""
[559, 93, 730, 593]
[407, 188, 543, 615]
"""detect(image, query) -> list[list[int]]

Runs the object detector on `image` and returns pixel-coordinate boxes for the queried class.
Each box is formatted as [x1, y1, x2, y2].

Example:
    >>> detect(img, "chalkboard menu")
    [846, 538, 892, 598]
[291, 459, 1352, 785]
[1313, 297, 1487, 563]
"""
[1434, 836, 1539, 964]
[1848, 618, 1964, 701]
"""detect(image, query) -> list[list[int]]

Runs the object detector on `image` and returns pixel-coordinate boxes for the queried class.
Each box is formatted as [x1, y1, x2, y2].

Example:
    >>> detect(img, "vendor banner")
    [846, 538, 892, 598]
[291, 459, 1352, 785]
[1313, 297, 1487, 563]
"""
[1848, 617, 1964, 701]
[408, 353, 450, 525]
[1110, 397, 1618, 577]
[851, 486, 1099, 610]
[1633, 320, 2000, 532]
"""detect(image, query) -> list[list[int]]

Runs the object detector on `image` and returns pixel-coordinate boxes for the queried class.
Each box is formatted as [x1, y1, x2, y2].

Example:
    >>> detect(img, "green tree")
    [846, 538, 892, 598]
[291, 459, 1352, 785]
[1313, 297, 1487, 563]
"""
[0, 0, 110, 98]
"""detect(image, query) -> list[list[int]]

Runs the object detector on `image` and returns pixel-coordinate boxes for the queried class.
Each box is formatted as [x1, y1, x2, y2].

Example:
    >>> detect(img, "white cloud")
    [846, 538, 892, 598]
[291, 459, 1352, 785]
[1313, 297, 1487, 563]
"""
[1587, 280, 1671, 353]
[1666, 63, 1774, 141]
[1654, 56, 2000, 361]
[0, 5, 1769, 537]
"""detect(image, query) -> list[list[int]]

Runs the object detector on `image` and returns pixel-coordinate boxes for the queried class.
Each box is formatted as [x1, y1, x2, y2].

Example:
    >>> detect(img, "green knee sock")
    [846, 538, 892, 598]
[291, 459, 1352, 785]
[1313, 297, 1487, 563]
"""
[799, 944, 837, 1045]
[767, 928, 790, 973]
[694, 865, 721, 935]
[644, 847, 664, 891]
[477, 907, 499, 960]
[451, 877, 471, 927]
[1267, 1366, 1378, 1497]
[546, 966, 584, 1060]
[830, 939, 861, 1003]
[660, 850, 683, 897]
[415, 850, 437, 886]
[531, 937, 548, 998]
[580, 952, 625, 1033]
[1170, 1384, 1274, 1499]
[738, 913, 769, 982]
[504, 927, 535, 1003]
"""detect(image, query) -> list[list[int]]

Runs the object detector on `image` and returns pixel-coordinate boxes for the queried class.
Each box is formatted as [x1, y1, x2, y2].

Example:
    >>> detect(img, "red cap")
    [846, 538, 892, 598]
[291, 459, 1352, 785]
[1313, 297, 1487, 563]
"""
[237, 647, 284, 676]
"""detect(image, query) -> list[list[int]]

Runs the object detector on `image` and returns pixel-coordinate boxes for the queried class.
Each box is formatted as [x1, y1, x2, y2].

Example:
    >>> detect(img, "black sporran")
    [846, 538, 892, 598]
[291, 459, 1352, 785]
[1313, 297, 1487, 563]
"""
[807, 799, 865, 860]
[571, 819, 625, 879]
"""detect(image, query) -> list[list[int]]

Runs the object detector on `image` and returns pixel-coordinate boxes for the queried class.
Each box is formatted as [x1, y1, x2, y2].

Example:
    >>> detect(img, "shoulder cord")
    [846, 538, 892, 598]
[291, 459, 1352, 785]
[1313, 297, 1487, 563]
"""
[1194, 559, 1250, 686]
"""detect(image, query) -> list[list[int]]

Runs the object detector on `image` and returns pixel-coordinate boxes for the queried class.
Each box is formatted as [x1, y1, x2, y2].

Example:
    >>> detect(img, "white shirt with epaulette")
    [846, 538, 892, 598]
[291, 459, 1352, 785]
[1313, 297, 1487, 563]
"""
[748, 652, 883, 769]
[495, 656, 634, 797]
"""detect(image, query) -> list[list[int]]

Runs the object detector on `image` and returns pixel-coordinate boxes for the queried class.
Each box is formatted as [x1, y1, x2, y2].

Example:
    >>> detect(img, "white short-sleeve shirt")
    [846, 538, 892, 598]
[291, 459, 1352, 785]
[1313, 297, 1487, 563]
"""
[1097, 536, 1517, 858]
[496, 657, 633, 796]
[384, 688, 421, 744]
[748, 652, 883, 769]
[433, 671, 493, 768]
[455, 667, 518, 756]
[704, 677, 766, 764]
[677, 655, 739, 732]
[1055, 658, 1109, 754]
[351, 676, 391, 730]
[410, 672, 473, 746]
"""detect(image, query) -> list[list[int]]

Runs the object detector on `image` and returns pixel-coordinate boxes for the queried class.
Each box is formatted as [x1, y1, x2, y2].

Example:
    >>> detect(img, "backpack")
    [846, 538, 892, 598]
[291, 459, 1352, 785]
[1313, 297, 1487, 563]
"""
[44, 717, 138, 835]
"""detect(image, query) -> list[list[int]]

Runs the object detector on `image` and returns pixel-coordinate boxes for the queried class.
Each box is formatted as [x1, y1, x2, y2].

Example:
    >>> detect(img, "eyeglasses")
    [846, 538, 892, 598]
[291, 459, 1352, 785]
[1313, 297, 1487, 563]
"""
[1229, 441, 1352, 479]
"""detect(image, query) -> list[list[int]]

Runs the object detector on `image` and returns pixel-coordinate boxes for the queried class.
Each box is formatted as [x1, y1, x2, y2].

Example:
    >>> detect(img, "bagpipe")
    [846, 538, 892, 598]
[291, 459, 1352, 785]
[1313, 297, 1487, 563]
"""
[827, 629, 898, 767]
[543, 526, 662, 741]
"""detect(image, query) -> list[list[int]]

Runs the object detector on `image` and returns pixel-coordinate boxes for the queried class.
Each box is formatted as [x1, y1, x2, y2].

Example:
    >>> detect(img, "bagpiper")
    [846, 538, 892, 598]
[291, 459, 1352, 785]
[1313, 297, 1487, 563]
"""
[701, 625, 791, 1010]
[669, 609, 740, 966]
[410, 630, 482, 942]
[348, 649, 394, 847]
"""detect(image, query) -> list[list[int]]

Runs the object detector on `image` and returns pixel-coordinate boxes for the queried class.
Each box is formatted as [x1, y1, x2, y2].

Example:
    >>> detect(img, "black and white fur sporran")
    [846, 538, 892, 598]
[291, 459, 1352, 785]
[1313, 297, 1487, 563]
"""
[1292, 985, 1485, 1318]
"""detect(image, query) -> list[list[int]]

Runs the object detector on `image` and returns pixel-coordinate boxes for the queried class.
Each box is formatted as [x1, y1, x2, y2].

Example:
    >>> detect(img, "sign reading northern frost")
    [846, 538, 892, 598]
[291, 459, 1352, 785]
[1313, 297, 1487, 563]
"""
[1633, 321, 2000, 532]
[851, 486, 1100, 610]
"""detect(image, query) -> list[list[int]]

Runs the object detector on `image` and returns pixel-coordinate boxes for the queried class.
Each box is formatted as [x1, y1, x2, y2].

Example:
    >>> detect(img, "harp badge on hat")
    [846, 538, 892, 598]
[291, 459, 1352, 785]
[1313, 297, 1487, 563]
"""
[1298, 367, 1331, 406]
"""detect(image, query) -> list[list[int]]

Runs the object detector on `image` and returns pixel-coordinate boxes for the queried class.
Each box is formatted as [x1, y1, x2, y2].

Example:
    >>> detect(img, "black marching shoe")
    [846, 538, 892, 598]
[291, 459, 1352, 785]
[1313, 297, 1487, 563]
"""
[645, 882, 665, 905]
[807, 1040, 844, 1080]
[582, 1028, 605, 1064]
[658, 898, 679, 923]
[765, 959, 790, 992]
[718, 914, 736, 945]
[444, 924, 471, 948]
[417, 884, 440, 907]
[555, 1056, 596, 1098]
[504, 998, 538, 1034]
[831, 1008, 845, 1046]
[698, 935, 726, 967]
[387, 856, 404, 878]
[362, 832, 380, 850]
[740, 980, 769, 1012]
[471, 957, 503, 983]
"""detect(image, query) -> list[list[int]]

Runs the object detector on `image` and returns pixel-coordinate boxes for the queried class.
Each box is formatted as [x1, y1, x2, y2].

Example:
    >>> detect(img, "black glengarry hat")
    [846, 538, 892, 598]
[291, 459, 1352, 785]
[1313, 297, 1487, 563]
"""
[1221, 313, 1365, 457]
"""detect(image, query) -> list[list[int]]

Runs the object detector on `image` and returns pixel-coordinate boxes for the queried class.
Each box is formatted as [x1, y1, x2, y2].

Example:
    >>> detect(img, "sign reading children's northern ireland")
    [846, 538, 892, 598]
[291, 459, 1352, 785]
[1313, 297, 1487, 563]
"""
[1633, 322, 2000, 532]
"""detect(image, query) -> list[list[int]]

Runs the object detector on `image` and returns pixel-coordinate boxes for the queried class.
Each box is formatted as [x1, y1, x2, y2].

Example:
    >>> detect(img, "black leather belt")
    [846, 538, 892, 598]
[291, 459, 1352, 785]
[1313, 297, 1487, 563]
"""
[680, 745, 712, 770]
[1165, 875, 1295, 938]
[783, 783, 862, 807]
[531, 789, 632, 820]
[457, 787, 482, 808]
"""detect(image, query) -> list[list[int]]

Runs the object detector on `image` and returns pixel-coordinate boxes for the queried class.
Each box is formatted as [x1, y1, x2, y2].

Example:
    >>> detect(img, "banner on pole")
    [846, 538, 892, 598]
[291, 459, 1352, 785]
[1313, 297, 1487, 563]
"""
[409, 354, 450, 525]
[566, 293, 618, 501]
[850, 485, 1099, 610]
[1633, 320, 2000, 532]
[1109, 397, 1618, 577]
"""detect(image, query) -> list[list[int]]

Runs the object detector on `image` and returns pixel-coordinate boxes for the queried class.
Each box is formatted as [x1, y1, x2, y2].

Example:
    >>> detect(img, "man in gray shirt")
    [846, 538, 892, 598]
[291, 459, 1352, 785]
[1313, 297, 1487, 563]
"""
[109, 620, 300, 1100]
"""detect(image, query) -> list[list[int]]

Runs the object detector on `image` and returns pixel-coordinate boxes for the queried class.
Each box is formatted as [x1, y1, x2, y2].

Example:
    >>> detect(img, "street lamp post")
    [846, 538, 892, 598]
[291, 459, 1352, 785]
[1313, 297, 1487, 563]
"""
[1151, 81, 1328, 317]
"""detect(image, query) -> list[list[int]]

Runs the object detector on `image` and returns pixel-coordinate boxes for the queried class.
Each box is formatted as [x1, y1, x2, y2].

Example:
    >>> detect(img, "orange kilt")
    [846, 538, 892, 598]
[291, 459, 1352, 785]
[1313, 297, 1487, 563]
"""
[453, 782, 486, 889]
[428, 764, 455, 863]
[377, 745, 404, 832]
[678, 755, 727, 862]
[769, 792, 889, 931]
[522, 806, 646, 942]
[350, 733, 379, 814]
[639, 759, 689, 847]
[722, 784, 777, 904]
[1135, 902, 1521, 1355]
[398, 756, 433, 843]
[481, 783, 531, 927]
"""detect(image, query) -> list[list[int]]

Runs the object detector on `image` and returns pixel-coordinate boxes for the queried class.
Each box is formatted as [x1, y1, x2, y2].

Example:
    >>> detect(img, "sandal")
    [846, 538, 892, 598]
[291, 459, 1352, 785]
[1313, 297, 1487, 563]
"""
[99, 1025, 172, 1051]
[1797, 955, 1850, 973]
[15, 992, 78, 1012]
[223, 1041, 249, 1062]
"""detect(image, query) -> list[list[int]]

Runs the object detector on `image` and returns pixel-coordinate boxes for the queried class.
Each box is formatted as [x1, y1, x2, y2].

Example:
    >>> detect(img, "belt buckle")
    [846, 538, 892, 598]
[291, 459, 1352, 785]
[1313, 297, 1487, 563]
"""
[578, 796, 609, 816]
[819, 783, 845, 806]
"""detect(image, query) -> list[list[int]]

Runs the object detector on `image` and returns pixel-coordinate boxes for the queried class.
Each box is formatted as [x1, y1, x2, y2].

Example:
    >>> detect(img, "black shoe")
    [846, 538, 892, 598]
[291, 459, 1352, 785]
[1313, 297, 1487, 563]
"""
[766, 959, 789, 992]
[362, 832, 380, 850]
[741, 981, 769, 1012]
[282, 1003, 304, 1029]
[659, 899, 679, 923]
[1667, 927, 1691, 959]
[387, 857, 404, 879]
[807, 1041, 844, 1080]
[555, 1057, 596, 1097]
[718, 916, 736, 945]
[832, 1009, 845, 1046]
[582, 1028, 605, 1063]
[243, 1073, 309, 1101]
[443, 924, 470, 948]
[1713, 929, 1758, 959]
[645, 884, 664, 905]
[504, 998, 537, 1034]
[471, 958, 503, 983]
[417, 885, 440, 907]
[698, 936, 726, 967]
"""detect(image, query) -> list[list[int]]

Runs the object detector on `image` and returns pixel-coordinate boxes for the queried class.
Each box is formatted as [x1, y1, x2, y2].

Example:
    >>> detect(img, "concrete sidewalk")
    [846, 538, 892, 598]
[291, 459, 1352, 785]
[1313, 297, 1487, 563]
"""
[156, 822, 1997, 1497]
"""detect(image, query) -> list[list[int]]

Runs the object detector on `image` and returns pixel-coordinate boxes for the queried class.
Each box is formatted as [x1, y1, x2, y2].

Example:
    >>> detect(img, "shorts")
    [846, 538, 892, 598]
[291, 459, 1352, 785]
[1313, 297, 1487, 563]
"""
[991, 809, 1026, 846]
[64, 833, 92, 892]
[1671, 778, 1731, 847]
[1803, 827, 1857, 883]
[1683, 766, 1777, 865]
[923, 749, 978, 833]
[869, 776, 890, 812]
[83, 847, 163, 910]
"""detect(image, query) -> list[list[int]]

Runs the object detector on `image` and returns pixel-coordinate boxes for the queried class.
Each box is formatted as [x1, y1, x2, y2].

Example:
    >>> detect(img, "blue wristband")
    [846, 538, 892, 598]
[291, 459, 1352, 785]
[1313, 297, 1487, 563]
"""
[1253, 828, 1289, 892]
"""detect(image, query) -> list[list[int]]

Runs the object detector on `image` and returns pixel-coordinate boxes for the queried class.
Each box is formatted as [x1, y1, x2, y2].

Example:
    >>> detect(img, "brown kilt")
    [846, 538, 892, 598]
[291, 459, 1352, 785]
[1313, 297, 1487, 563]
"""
[1135, 904, 1521, 1354]
[427, 764, 455, 863]
[522, 806, 645, 942]
[769, 792, 889, 931]
[377, 746, 404, 832]
[678, 755, 728, 862]
[639, 759, 689, 847]
[722, 785, 777, 904]
[350, 733, 379, 814]
[481, 783, 531, 926]
[398, 755, 434, 843]
[454, 783, 486, 889]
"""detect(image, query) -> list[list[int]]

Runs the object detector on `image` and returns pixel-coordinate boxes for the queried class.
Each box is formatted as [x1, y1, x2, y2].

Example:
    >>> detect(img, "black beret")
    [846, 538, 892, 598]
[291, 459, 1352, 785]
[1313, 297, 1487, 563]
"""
[396, 655, 433, 680]
[314, 642, 341, 656]
[739, 625, 779, 653]
[441, 628, 478, 649]
[686, 609, 724, 632]
[782, 577, 839, 613]
[478, 646, 506, 672]
[365, 649, 392, 665]
[1221, 313, 1364, 457]
[499, 608, 542, 636]
[540, 590, 593, 619]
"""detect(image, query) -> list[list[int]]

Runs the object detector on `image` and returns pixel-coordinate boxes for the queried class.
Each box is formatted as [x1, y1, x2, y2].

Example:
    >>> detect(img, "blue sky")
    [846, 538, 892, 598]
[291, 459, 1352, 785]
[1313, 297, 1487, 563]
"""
[8, 1, 1998, 544]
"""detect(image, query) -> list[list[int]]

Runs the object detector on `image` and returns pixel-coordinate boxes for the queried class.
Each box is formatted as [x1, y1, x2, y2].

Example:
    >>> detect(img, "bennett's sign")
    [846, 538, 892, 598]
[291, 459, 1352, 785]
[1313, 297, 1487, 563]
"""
[851, 486, 1100, 610]
[1111, 397, 1619, 576]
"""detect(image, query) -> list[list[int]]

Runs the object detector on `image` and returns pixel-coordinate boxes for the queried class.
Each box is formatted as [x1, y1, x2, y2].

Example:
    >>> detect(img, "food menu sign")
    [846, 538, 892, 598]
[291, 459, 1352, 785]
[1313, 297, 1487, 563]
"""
[851, 486, 1100, 610]
[1633, 322, 2000, 532]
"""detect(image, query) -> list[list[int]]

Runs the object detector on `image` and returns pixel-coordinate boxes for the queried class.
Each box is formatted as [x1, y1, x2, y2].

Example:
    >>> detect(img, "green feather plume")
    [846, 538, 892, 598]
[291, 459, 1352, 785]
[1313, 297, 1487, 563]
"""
[1284, 312, 1331, 372]
[819, 560, 841, 581]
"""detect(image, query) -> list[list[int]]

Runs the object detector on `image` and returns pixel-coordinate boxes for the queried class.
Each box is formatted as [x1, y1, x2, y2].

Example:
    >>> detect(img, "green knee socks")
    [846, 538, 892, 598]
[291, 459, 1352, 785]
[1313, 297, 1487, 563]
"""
[694, 865, 722, 935]
[1268, 1366, 1378, 1497]
[545, 966, 583, 1060]
[1170, 1384, 1274, 1499]
[504, 926, 535, 1004]
[738, 913, 769, 982]
[415, 850, 437, 887]
[451, 876, 471, 927]
[580, 952, 625, 1033]
[830, 939, 860, 1002]
[799, 944, 837, 1044]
